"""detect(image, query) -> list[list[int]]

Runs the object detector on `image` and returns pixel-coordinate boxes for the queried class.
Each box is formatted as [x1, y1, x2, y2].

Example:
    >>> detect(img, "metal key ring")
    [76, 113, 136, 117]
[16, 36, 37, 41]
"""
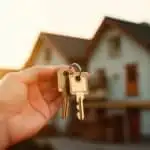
[69, 63, 82, 76]
[70, 63, 82, 72]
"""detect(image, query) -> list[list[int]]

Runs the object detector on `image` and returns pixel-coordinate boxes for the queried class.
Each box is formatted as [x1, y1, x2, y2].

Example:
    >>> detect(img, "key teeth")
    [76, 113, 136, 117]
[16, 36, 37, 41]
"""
[76, 112, 80, 120]
[76, 112, 84, 120]
[76, 103, 85, 120]
[76, 105, 79, 110]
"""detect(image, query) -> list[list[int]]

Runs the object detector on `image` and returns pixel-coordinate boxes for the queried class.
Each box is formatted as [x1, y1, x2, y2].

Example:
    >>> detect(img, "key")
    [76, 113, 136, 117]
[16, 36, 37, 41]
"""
[57, 69, 70, 119]
[69, 72, 89, 120]
[62, 70, 70, 119]
[57, 69, 67, 92]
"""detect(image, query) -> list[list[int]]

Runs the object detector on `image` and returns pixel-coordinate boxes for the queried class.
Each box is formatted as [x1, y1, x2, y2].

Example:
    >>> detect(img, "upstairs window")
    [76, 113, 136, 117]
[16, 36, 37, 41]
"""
[44, 48, 51, 63]
[108, 35, 121, 58]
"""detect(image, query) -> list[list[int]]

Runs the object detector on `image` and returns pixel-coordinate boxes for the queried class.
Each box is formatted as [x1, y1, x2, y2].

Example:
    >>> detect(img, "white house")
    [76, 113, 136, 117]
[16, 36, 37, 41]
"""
[87, 16, 150, 139]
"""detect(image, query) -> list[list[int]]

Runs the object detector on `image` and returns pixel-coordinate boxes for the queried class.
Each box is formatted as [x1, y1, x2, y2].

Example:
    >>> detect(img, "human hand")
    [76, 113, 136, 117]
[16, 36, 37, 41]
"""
[0, 65, 66, 148]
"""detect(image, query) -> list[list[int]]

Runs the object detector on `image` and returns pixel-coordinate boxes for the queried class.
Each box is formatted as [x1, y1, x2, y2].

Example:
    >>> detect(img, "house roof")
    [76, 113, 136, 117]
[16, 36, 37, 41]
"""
[86, 16, 150, 59]
[24, 32, 91, 67]
[44, 32, 91, 63]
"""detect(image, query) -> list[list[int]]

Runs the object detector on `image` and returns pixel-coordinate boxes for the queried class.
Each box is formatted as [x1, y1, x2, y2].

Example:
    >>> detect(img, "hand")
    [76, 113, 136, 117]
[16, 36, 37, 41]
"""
[0, 65, 66, 148]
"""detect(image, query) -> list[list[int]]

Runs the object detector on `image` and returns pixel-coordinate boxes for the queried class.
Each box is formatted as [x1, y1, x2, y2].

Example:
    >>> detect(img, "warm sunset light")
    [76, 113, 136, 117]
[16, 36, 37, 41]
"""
[0, 0, 149, 69]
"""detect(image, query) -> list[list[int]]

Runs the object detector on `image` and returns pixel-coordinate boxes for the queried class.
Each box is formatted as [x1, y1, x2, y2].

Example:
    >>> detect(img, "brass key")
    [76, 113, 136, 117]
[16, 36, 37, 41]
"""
[69, 72, 89, 120]
[57, 69, 70, 119]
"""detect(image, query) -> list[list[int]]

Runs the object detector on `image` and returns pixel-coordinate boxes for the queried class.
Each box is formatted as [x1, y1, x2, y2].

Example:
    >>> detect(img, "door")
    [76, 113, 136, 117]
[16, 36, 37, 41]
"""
[125, 63, 139, 96]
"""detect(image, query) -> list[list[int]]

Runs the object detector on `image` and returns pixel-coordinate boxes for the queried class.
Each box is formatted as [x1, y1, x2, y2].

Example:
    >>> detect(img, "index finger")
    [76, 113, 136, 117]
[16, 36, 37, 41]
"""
[17, 65, 69, 84]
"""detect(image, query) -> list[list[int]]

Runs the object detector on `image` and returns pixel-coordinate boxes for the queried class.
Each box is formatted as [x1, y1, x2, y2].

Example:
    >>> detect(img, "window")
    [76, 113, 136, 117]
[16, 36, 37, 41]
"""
[108, 35, 121, 58]
[44, 48, 51, 63]
[125, 63, 138, 96]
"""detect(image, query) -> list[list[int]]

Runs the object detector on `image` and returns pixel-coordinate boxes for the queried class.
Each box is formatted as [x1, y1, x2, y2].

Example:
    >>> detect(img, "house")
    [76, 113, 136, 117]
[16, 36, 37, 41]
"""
[87, 16, 150, 140]
[0, 32, 90, 133]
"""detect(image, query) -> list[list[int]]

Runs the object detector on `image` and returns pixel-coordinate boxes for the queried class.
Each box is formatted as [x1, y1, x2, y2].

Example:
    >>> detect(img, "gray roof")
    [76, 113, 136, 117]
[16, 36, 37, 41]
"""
[45, 33, 91, 61]
[106, 16, 150, 48]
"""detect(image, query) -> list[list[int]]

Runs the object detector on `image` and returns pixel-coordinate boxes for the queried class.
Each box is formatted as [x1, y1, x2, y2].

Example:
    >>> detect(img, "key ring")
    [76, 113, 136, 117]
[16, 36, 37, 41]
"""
[69, 63, 82, 72]
[69, 63, 82, 78]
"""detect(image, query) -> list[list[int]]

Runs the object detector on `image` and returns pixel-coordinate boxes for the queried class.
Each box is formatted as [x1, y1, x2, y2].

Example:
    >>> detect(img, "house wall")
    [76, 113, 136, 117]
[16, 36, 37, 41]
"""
[34, 41, 70, 132]
[87, 29, 150, 135]
[34, 42, 68, 66]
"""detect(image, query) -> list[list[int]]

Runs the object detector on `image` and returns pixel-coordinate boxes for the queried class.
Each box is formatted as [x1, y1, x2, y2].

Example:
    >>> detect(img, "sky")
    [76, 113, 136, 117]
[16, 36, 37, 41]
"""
[0, 0, 150, 69]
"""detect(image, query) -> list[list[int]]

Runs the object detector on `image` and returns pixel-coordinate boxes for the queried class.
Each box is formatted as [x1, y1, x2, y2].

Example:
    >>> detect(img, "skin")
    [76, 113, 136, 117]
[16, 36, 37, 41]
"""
[0, 65, 68, 149]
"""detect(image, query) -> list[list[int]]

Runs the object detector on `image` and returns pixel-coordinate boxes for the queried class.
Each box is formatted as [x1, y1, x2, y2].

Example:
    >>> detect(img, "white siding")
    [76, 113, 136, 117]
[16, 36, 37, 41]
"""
[34, 44, 68, 66]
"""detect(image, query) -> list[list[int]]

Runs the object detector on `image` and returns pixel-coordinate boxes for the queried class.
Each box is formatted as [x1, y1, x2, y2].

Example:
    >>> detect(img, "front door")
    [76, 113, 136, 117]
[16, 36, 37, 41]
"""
[125, 63, 139, 97]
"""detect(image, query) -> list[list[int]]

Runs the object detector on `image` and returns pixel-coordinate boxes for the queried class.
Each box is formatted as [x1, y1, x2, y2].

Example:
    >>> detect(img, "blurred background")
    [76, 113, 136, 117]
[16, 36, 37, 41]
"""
[1, 0, 150, 149]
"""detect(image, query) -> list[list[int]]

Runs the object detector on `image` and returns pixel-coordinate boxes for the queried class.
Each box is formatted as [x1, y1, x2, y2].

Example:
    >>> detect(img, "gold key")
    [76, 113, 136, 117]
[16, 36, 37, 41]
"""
[69, 72, 89, 120]
[57, 69, 70, 119]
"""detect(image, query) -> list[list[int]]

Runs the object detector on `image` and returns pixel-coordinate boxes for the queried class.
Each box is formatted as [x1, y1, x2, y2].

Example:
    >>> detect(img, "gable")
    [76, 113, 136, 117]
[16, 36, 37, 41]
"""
[88, 29, 149, 73]
[45, 33, 90, 61]
[33, 36, 69, 65]
[86, 16, 150, 62]
[49, 50, 68, 65]
[23, 32, 90, 68]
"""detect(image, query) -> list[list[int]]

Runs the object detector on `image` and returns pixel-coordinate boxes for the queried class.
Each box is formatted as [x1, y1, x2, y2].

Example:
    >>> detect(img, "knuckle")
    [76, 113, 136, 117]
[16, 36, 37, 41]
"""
[31, 65, 42, 71]
[23, 65, 41, 73]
